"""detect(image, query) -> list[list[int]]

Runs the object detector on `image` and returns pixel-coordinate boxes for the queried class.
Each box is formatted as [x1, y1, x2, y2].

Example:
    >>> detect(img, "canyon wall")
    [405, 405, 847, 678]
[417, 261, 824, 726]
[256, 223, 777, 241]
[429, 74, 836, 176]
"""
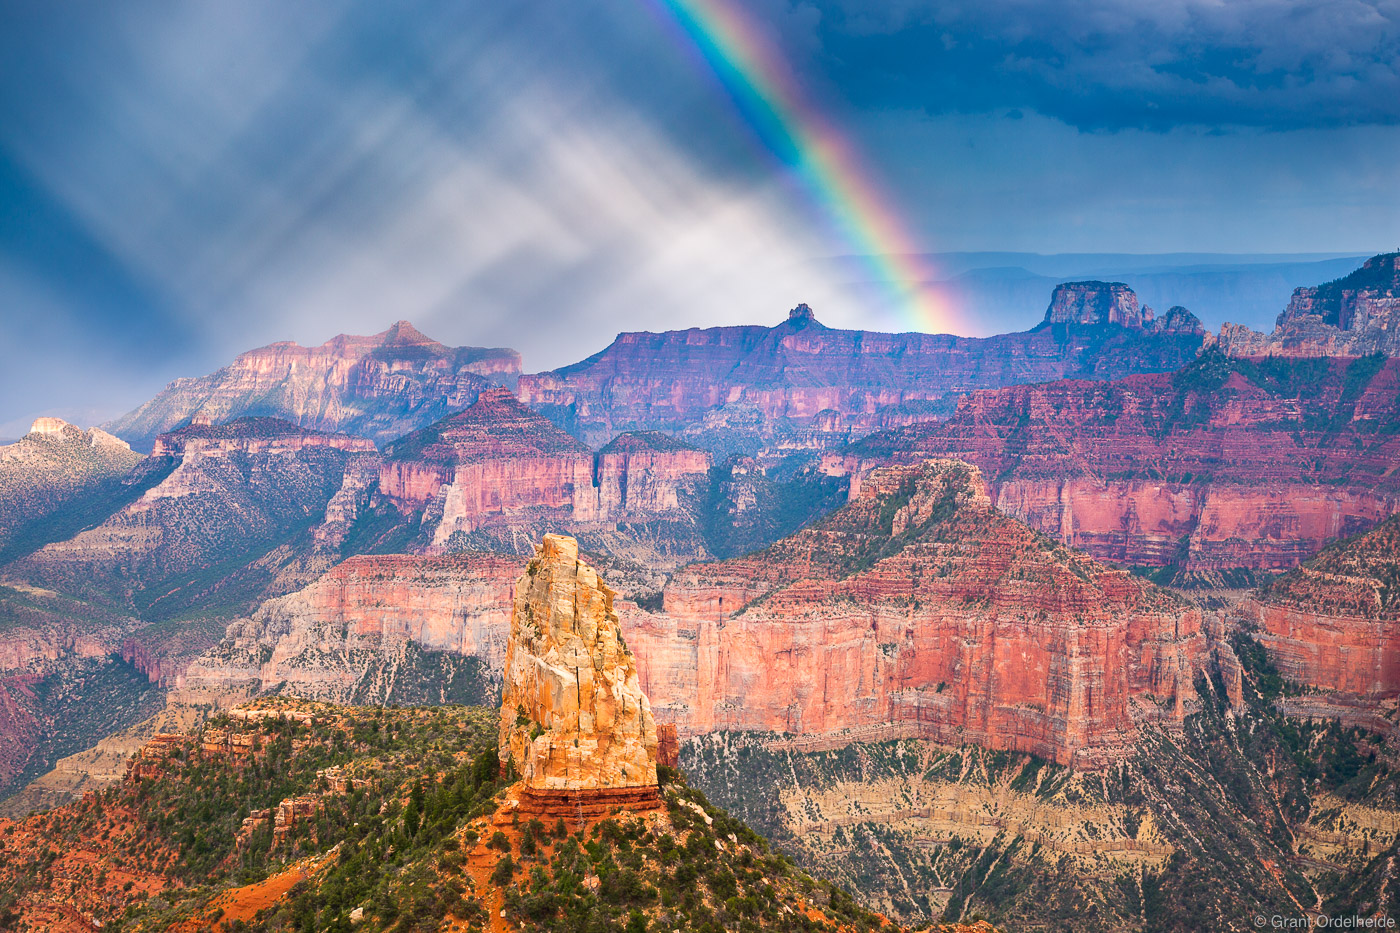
[0, 419, 143, 562]
[176, 553, 519, 707]
[6, 417, 377, 625]
[104, 320, 521, 451]
[620, 459, 1204, 768]
[520, 292, 1206, 453]
[1242, 515, 1400, 703]
[1218, 251, 1400, 358]
[380, 388, 712, 561]
[824, 351, 1400, 574]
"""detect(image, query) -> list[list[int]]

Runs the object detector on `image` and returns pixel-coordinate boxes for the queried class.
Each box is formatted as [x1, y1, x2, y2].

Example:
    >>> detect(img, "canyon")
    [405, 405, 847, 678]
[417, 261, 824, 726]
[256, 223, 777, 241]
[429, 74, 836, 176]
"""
[621, 459, 1205, 768]
[519, 288, 1206, 454]
[1219, 251, 1400, 358]
[1243, 515, 1400, 730]
[104, 320, 521, 452]
[176, 552, 520, 710]
[380, 387, 714, 564]
[825, 349, 1400, 576]
[7, 416, 378, 621]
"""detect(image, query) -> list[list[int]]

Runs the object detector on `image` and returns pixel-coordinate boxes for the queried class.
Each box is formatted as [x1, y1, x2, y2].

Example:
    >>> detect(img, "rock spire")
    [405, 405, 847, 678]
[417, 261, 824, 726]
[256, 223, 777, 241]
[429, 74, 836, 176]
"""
[499, 534, 659, 798]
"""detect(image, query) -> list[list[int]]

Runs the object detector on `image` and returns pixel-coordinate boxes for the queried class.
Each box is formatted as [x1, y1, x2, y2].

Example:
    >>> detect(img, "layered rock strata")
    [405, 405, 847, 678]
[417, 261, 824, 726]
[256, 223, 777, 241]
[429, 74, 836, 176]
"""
[499, 534, 660, 813]
[7, 417, 377, 625]
[825, 350, 1400, 573]
[104, 320, 521, 451]
[175, 553, 519, 707]
[0, 419, 142, 560]
[381, 389, 711, 560]
[621, 460, 1204, 768]
[1219, 251, 1400, 357]
[1242, 516, 1400, 704]
[520, 294, 1206, 453]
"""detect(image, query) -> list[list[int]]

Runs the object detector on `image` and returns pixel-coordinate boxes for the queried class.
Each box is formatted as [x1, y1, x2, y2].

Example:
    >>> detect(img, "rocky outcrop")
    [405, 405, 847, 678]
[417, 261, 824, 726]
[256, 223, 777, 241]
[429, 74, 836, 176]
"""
[1243, 516, 1400, 702]
[825, 350, 1400, 574]
[1218, 252, 1400, 357]
[381, 388, 598, 541]
[0, 419, 143, 561]
[150, 416, 376, 458]
[1043, 281, 1145, 328]
[499, 534, 659, 802]
[519, 295, 1206, 454]
[595, 432, 712, 517]
[8, 417, 376, 624]
[176, 553, 518, 707]
[621, 460, 1204, 768]
[1151, 305, 1207, 336]
[381, 389, 712, 563]
[104, 320, 521, 451]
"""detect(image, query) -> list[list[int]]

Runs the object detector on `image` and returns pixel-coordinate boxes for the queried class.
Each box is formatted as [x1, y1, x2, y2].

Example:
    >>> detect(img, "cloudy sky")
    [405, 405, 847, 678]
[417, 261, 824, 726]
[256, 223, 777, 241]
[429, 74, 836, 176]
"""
[1, 0, 1398, 434]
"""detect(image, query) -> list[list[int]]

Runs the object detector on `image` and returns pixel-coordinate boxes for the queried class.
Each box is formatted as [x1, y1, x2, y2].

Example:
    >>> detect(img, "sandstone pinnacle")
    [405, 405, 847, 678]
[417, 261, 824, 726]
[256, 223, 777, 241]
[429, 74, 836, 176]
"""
[499, 534, 659, 792]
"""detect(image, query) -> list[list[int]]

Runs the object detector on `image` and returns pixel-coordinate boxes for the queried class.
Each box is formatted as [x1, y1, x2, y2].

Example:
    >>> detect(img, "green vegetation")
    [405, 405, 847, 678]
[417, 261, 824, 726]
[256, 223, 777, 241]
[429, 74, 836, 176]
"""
[0, 702, 895, 933]
[0, 653, 163, 803]
[701, 457, 848, 559]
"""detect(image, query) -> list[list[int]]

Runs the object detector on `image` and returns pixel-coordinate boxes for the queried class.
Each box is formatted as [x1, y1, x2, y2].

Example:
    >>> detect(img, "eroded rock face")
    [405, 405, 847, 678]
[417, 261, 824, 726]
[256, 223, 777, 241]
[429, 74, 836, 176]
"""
[380, 390, 711, 563]
[825, 351, 1400, 574]
[176, 553, 519, 707]
[8, 416, 376, 624]
[1244, 516, 1400, 702]
[1043, 282, 1145, 328]
[623, 460, 1203, 768]
[499, 534, 658, 791]
[518, 299, 1205, 453]
[0, 420, 143, 560]
[1218, 252, 1400, 358]
[104, 320, 521, 451]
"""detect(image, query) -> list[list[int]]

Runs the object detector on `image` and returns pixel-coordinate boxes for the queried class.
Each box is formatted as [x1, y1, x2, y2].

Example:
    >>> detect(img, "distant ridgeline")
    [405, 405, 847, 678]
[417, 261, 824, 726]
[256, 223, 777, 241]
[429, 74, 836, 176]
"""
[519, 287, 1206, 455]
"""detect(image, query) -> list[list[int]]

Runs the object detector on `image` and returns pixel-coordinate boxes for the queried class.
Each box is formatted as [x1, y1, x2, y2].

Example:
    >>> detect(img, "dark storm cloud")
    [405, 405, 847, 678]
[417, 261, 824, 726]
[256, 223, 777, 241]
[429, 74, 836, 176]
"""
[808, 0, 1400, 130]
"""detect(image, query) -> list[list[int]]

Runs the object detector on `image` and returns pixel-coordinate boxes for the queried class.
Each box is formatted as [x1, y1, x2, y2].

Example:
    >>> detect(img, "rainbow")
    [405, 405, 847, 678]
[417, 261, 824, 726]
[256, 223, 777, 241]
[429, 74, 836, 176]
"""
[646, 0, 958, 333]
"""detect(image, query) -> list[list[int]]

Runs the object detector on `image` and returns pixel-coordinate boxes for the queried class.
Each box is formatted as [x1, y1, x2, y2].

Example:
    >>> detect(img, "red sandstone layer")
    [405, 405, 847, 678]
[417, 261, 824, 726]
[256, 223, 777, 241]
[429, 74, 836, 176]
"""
[380, 390, 710, 548]
[516, 785, 662, 823]
[105, 320, 521, 451]
[519, 297, 1205, 449]
[825, 352, 1400, 571]
[621, 459, 1204, 768]
[1244, 515, 1400, 699]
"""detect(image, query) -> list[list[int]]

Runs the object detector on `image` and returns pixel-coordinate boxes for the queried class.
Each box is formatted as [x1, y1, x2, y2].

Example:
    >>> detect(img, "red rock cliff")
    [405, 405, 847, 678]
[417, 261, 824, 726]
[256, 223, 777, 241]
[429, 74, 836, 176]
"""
[380, 390, 710, 554]
[1218, 252, 1400, 358]
[621, 459, 1204, 768]
[380, 388, 599, 544]
[1242, 516, 1400, 699]
[104, 320, 521, 451]
[177, 553, 520, 705]
[519, 298, 1205, 451]
[827, 351, 1400, 573]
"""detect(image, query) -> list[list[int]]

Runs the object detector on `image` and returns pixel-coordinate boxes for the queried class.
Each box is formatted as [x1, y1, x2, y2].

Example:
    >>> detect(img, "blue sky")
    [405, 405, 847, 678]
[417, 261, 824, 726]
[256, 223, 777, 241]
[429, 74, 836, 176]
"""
[1, 0, 1398, 434]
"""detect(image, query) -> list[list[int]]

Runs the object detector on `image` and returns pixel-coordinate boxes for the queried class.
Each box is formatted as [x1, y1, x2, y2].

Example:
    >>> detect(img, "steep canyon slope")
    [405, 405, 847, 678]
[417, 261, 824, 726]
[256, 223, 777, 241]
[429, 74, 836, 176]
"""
[621, 459, 1204, 768]
[828, 349, 1400, 578]
[1219, 251, 1400, 358]
[1241, 515, 1400, 733]
[105, 320, 521, 451]
[380, 388, 714, 564]
[520, 289, 1206, 455]
[0, 419, 143, 564]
